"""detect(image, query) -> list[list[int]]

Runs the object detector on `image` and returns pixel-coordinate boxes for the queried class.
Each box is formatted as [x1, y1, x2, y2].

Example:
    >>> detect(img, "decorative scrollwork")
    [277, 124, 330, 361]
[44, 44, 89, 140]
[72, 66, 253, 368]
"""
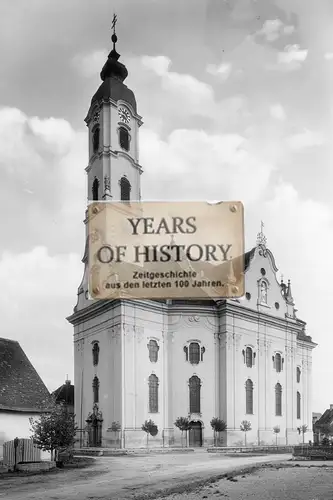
[258, 246, 268, 258]
[93, 110, 100, 122]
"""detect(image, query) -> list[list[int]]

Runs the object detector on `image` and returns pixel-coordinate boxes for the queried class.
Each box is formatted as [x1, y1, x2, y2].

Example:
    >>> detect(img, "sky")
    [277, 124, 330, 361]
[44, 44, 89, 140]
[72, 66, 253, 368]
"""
[0, 0, 332, 414]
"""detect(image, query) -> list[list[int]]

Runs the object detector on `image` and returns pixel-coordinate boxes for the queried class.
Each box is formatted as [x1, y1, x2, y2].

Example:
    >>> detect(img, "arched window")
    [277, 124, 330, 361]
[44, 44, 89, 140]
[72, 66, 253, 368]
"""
[189, 375, 201, 414]
[92, 178, 99, 201]
[275, 383, 282, 416]
[189, 342, 200, 364]
[245, 379, 253, 414]
[296, 367, 301, 383]
[92, 126, 100, 153]
[200, 346, 205, 362]
[92, 342, 100, 366]
[119, 126, 130, 151]
[148, 340, 159, 363]
[148, 374, 159, 413]
[92, 376, 99, 404]
[183, 346, 188, 361]
[246, 347, 253, 368]
[259, 280, 268, 304]
[297, 391, 301, 419]
[274, 353, 282, 373]
[120, 176, 131, 201]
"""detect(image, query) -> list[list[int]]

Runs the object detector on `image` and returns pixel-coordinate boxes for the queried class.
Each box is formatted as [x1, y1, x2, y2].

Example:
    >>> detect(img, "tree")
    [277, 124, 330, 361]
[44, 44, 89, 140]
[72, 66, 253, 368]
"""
[30, 400, 77, 462]
[174, 417, 192, 447]
[273, 425, 280, 446]
[240, 420, 252, 447]
[142, 419, 158, 448]
[318, 424, 333, 443]
[110, 421, 121, 448]
[297, 424, 308, 444]
[210, 418, 227, 447]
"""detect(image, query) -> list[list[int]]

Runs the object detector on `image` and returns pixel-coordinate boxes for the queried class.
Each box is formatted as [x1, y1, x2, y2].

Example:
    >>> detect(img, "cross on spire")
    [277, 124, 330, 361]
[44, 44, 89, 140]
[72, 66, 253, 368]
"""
[256, 220, 267, 247]
[111, 13, 117, 33]
[111, 13, 118, 51]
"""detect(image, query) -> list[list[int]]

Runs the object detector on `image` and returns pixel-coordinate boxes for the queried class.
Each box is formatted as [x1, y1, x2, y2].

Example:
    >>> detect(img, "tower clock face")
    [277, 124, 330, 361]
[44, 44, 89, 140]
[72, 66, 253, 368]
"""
[118, 107, 131, 124]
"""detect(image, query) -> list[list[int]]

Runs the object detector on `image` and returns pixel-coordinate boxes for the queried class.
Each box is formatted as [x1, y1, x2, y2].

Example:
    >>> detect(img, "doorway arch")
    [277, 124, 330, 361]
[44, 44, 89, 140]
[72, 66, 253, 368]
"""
[189, 421, 203, 447]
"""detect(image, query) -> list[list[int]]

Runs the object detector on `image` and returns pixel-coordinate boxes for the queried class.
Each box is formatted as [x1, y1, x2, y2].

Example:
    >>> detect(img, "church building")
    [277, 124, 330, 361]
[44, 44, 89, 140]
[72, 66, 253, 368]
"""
[67, 24, 316, 448]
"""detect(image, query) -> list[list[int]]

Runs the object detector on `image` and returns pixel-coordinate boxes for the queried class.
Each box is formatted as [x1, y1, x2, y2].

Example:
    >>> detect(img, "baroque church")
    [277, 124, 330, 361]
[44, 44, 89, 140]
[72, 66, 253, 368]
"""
[67, 25, 316, 448]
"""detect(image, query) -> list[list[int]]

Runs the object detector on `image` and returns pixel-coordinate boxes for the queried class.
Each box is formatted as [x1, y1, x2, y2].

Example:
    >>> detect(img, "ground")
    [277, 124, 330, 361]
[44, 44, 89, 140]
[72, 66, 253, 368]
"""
[0, 451, 332, 500]
[156, 464, 333, 500]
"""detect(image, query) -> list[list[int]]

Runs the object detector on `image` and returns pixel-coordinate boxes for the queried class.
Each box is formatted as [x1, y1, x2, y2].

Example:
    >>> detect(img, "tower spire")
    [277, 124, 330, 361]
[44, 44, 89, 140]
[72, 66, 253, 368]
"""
[100, 13, 128, 82]
[111, 13, 118, 51]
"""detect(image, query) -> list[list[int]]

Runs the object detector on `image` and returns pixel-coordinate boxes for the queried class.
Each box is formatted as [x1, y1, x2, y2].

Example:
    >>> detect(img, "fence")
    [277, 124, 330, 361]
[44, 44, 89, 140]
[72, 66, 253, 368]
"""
[3, 438, 41, 466]
[293, 445, 333, 459]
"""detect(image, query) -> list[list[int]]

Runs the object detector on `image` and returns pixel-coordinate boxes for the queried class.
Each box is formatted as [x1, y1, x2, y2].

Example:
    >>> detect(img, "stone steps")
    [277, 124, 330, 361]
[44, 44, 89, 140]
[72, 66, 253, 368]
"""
[74, 447, 195, 457]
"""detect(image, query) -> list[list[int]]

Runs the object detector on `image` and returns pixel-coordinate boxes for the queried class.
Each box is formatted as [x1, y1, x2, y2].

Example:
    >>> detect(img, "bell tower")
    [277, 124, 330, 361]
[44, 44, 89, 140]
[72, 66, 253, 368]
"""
[85, 15, 143, 204]
[73, 17, 144, 312]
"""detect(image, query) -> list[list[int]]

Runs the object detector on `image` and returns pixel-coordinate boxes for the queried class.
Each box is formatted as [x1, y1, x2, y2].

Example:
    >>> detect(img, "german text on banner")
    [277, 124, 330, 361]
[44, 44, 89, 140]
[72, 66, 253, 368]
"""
[88, 201, 245, 300]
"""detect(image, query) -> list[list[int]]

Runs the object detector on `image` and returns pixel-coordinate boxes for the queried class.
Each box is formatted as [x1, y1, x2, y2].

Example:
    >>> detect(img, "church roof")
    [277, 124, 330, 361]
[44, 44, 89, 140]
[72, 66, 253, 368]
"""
[52, 380, 74, 406]
[91, 77, 137, 113]
[90, 20, 137, 114]
[0, 338, 51, 413]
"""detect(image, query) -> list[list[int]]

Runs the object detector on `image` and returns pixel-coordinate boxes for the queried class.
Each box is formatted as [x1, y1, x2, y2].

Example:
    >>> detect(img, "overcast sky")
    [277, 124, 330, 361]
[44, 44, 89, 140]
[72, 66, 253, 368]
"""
[0, 0, 332, 414]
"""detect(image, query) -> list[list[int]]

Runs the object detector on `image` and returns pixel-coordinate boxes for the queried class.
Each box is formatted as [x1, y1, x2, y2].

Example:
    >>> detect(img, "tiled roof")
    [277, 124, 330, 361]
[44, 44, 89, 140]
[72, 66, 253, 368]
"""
[0, 338, 51, 412]
[315, 409, 333, 427]
[52, 381, 74, 406]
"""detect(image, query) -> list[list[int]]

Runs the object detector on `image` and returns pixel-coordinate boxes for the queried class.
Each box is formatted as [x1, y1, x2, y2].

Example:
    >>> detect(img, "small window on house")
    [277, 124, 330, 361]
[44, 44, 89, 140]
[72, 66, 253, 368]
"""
[92, 178, 99, 201]
[148, 340, 159, 363]
[296, 367, 301, 383]
[93, 127, 100, 153]
[92, 342, 100, 366]
[189, 375, 201, 414]
[189, 342, 200, 364]
[120, 176, 131, 201]
[297, 391, 301, 419]
[148, 374, 159, 413]
[245, 379, 253, 415]
[119, 127, 130, 151]
[275, 383, 282, 416]
[92, 376, 99, 404]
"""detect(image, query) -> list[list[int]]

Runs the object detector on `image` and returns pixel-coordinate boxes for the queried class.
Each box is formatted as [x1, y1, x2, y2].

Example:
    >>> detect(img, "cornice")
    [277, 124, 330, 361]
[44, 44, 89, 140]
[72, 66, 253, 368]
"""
[217, 301, 307, 334]
[86, 148, 143, 174]
[66, 298, 168, 326]
[296, 338, 317, 349]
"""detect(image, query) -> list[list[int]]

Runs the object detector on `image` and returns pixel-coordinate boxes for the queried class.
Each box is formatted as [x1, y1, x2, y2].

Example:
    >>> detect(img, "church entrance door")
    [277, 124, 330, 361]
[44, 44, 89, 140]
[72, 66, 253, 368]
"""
[89, 420, 102, 447]
[189, 421, 203, 447]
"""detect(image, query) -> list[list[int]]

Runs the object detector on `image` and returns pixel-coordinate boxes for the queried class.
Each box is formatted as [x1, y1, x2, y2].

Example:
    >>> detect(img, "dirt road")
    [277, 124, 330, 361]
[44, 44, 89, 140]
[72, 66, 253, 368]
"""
[0, 451, 291, 499]
[156, 462, 333, 500]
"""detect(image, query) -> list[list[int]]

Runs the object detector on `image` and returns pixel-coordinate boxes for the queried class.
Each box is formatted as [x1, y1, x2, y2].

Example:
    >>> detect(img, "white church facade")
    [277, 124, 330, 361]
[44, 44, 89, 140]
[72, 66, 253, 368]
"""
[67, 26, 316, 448]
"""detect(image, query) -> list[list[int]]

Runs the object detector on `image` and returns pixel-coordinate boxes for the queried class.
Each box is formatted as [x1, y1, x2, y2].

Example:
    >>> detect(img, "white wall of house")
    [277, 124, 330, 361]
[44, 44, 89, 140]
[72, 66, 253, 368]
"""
[0, 411, 51, 460]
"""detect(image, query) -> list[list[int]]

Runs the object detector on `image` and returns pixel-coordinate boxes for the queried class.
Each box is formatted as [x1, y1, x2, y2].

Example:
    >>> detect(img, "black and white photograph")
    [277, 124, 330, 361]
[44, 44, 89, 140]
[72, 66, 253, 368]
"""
[1, 0, 333, 498]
